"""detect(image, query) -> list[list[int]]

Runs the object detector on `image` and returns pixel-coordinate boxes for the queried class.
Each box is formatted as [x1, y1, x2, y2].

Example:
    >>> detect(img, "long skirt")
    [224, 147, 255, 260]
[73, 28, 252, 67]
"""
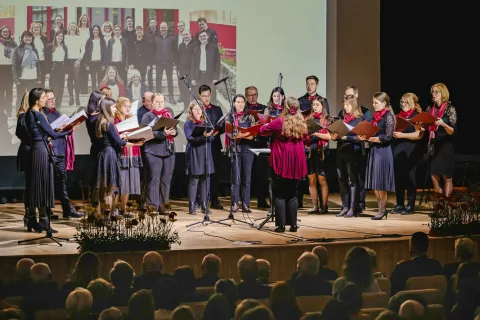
[26, 142, 55, 208]
[365, 144, 395, 192]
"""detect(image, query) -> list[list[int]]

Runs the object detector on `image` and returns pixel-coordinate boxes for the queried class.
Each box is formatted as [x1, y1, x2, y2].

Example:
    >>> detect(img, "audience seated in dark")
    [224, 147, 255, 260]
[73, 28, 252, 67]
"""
[62, 251, 100, 295]
[365, 247, 385, 278]
[133, 251, 173, 291]
[0, 307, 25, 320]
[196, 253, 221, 287]
[98, 306, 124, 320]
[87, 278, 113, 314]
[443, 237, 478, 281]
[174, 265, 209, 302]
[1, 258, 34, 297]
[388, 292, 428, 314]
[448, 261, 480, 320]
[170, 305, 195, 320]
[289, 252, 332, 296]
[236, 254, 271, 299]
[389, 232, 444, 296]
[256, 259, 273, 284]
[20, 263, 63, 320]
[152, 277, 180, 320]
[239, 305, 275, 320]
[335, 282, 369, 319]
[321, 299, 349, 320]
[234, 299, 262, 319]
[290, 246, 338, 282]
[398, 299, 426, 320]
[109, 260, 135, 306]
[215, 279, 238, 318]
[127, 289, 155, 320]
[65, 287, 94, 320]
[268, 281, 303, 320]
[202, 293, 231, 320]
[375, 310, 402, 320]
[333, 246, 380, 296]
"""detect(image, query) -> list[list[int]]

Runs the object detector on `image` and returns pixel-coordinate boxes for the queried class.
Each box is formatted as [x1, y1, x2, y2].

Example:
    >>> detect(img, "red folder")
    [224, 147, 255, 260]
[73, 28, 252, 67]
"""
[257, 114, 276, 124]
[408, 112, 438, 125]
[247, 109, 260, 121]
[394, 116, 413, 132]
[225, 123, 263, 137]
[350, 120, 381, 139]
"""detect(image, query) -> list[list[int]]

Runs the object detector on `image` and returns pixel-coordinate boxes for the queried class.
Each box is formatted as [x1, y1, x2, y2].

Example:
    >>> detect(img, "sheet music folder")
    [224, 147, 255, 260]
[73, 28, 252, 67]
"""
[408, 112, 438, 125]
[395, 116, 413, 132]
[326, 119, 352, 137]
[225, 123, 263, 136]
[350, 120, 381, 138]
[249, 148, 271, 157]
[150, 117, 180, 131]
[191, 126, 213, 137]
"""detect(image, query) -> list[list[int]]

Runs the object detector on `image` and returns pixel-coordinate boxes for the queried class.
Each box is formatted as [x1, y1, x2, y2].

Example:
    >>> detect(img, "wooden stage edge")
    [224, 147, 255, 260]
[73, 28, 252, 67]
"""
[0, 195, 479, 284]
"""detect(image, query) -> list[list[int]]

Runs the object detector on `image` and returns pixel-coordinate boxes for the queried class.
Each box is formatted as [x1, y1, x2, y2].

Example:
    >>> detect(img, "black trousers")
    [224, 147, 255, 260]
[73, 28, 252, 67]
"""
[272, 173, 299, 227]
[49, 62, 66, 108]
[52, 155, 73, 214]
[231, 149, 254, 206]
[357, 148, 368, 209]
[336, 147, 362, 209]
[89, 61, 104, 91]
[111, 61, 126, 84]
[189, 174, 208, 203]
[144, 153, 175, 209]
[155, 62, 174, 100]
[67, 59, 80, 99]
[0, 65, 13, 115]
[253, 156, 270, 204]
[394, 150, 418, 207]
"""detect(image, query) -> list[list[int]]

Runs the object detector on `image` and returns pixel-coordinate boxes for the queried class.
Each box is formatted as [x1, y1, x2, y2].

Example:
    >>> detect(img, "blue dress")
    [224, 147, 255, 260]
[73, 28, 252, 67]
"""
[184, 120, 215, 176]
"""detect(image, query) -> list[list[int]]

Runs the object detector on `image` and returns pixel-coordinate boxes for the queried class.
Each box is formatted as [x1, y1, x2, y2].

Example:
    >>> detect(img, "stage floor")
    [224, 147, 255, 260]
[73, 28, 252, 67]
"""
[0, 192, 431, 257]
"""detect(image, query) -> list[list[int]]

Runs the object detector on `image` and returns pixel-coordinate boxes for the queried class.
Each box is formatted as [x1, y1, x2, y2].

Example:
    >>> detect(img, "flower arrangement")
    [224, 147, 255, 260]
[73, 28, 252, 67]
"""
[428, 187, 480, 237]
[74, 201, 181, 253]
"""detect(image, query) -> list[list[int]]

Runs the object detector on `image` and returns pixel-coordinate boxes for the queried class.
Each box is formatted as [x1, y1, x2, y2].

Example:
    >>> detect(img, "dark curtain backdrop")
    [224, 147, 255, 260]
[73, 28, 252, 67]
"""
[380, 0, 480, 155]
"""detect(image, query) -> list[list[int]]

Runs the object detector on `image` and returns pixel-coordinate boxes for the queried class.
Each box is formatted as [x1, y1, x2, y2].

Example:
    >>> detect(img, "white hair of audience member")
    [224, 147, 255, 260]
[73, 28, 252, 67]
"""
[98, 307, 124, 320]
[16, 258, 35, 279]
[202, 253, 221, 275]
[455, 237, 477, 261]
[30, 263, 51, 284]
[142, 251, 163, 273]
[66, 287, 93, 319]
[398, 299, 425, 319]
[127, 68, 142, 83]
[297, 252, 320, 276]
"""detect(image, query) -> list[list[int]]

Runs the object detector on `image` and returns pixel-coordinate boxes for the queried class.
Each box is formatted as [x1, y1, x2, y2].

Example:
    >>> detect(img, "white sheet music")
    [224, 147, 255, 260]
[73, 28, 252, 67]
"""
[50, 114, 69, 130]
[129, 100, 139, 116]
[345, 123, 354, 130]
[249, 148, 271, 156]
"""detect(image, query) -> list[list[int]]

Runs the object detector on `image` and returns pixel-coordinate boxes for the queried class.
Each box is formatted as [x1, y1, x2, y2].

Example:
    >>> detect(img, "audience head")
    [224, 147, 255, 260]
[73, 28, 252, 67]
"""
[364, 247, 378, 271]
[235, 299, 261, 319]
[312, 246, 329, 267]
[109, 260, 135, 289]
[16, 258, 34, 281]
[335, 282, 363, 316]
[142, 251, 163, 273]
[342, 246, 373, 292]
[297, 252, 320, 276]
[256, 259, 270, 281]
[128, 289, 155, 320]
[87, 90, 104, 115]
[201, 253, 221, 276]
[322, 299, 349, 320]
[376, 310, 402, 320]
[409, 232, 429, 257]
[71, 251, 100, 288]
[398, 300, 426, 320]
[388, 294, 428, 314]
[30, 263, 51, 284]
[0, 308, 25, 320]
[152, 277, 180, 311]
[170, 305, 195, 320]
[454, 237, 477, 262]
[87, 278, 113, 313]
[300, 313, 325, 320]
[203, 293, 231, 320]
[238, 254, 258, 282]
[65, 287, 93, 320]
[215, 279, 238, 313]
[268, 281, 302, 320]
[174, 265, 197, 295]
[455, 261, 480, 306]
[98, 307, 123, 320]
[239, 306, 275, 320]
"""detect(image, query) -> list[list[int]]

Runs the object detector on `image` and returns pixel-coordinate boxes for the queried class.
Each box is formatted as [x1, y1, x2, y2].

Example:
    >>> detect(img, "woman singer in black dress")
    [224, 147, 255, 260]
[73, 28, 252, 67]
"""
[225, 94, 256, 213]
[184, 101, 215, 215]
[361, 92, 395, 220]
[391, 93, 424, 215]
[264, 87, 285, 117]
[426, 83, 457, 198]
[24, 88, 72, 233]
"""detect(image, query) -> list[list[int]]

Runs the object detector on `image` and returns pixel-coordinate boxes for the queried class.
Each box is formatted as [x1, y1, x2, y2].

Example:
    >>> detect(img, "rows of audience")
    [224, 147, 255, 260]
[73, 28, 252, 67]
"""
[0, 232, 479, 319]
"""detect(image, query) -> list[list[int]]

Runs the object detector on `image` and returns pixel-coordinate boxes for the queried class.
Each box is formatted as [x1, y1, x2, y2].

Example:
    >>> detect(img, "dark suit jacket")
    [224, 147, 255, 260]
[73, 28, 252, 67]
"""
[129, 37, 153, 68]
[177, 40, 198, 75]
[133, 271, 174, 291]
[84, 38, 108, 67]
[137, 105, 150, 124]
[107, 37, 128, 70]
[298, 93, 330, 114]
[1, 279, 33, 297]
[390, 255, 444, 296]
[20, 282, 63, 320]
[290, 267, 338, 283]
[236, 281, 271, 300]
[205, 104, 224, 151]
[140, 111, 177, 157]
[42, 107, 67, 156]
[152, 33, 177, 64]
[190, 43, 220, 82]
[289, 275, 332, 296]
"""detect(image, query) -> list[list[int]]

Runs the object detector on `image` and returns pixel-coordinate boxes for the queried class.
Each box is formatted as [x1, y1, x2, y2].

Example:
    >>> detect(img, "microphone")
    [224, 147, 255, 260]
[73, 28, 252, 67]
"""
[179, 74, 188, 80]
[214, 77, 229, 85]
[279, 73, 283, 78]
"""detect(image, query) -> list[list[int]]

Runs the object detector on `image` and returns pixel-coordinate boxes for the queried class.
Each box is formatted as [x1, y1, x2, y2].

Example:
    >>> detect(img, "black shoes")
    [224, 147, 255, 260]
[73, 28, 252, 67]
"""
[188, 202, 196, 215]
[371, 211, 388, 220]
[336, 207, 349, 217]
[200, 202, 212, 215]
[391, 205, 405, 214]
[401, 205, 415, 215]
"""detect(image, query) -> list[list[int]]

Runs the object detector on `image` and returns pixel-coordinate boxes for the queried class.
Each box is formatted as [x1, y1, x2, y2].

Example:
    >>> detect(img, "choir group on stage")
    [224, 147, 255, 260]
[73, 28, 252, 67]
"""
[15, 77, 458, 234]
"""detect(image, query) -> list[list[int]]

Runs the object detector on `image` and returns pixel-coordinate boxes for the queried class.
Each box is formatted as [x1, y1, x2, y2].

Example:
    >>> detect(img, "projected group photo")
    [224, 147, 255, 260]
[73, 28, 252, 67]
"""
[0, 6, 237, 154]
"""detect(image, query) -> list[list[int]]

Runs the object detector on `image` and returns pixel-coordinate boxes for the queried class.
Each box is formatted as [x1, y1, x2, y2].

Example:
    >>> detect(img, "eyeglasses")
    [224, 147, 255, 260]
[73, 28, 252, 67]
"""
[400, 100, 408, 104]
[47, 98, 56, 101]
[431, 90, 440, 95]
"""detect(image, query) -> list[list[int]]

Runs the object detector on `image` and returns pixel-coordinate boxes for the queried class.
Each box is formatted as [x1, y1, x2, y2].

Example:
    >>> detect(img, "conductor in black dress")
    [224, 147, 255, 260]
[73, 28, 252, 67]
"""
[391, 93, 425, 215]
[184, 101, 215, 215]
[198, 85, 224, 209]
[190, 30, 220, 105]
[42, 89, 82, 218]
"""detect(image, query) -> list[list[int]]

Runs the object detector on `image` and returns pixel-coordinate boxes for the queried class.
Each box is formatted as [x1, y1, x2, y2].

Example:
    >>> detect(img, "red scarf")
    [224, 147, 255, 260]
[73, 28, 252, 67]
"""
[399, 108, 415, 119]
[204, 104, 212, 109]
[273, 103, 282, 109]
[114, 117, 141, 157]
[234, 111, 244, 126]
[316, 117, 328, 149]
[372, 108, 388, 126]
[152, 108, 174, 142]
[308, 94, 318, 101]
[48, 107, 56, 113]
[312, 112, 323, 119]
[193, 118, 203, 125]
[428, 102, 447, 140]
[343, 112, 355, 124]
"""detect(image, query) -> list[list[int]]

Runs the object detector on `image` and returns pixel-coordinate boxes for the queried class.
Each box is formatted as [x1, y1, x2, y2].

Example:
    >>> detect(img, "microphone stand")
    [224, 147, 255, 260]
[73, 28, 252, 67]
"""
[180, 75, 230, 228]
[216, 78, 253, 227]
[18, 110, 70, 246]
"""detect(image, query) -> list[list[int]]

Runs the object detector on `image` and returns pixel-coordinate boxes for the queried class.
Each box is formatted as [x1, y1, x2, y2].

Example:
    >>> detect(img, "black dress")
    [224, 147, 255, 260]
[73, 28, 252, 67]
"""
[308, 116, 332, 176]
[365, 111, 395, 192]
[426, 103, 457, 177]
[15, 113, 30, 172]
[25, 110, 70, 208]
[184, 120, 215, 176]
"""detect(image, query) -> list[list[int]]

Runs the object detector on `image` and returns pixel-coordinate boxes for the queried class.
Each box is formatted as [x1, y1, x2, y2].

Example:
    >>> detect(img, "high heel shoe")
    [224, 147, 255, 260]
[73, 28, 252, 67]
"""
[318, 206, 329, 214]
[26, 218, 40, 233]
[371, 211, 388, 220]
[307, 208, 319, 214]
[336, 207, 349, 217]
[38, 218, 58, 233]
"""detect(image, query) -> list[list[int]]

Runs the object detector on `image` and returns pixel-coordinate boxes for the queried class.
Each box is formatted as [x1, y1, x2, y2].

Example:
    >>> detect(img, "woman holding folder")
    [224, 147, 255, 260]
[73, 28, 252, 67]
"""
[361, 92, 395, 220]
[426, 83, 457, 198]
[95, 98, 144, 211]
[259, 97, 307, 232]
[335, 98, 365, 218]
[307, 97, 333, 214]
[391, 93, 424, 215]
[140, 93, 178, 213]
[225, 94, 256, 213]
[114, 97, 143, 214]
[184, 101, 215, 215]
